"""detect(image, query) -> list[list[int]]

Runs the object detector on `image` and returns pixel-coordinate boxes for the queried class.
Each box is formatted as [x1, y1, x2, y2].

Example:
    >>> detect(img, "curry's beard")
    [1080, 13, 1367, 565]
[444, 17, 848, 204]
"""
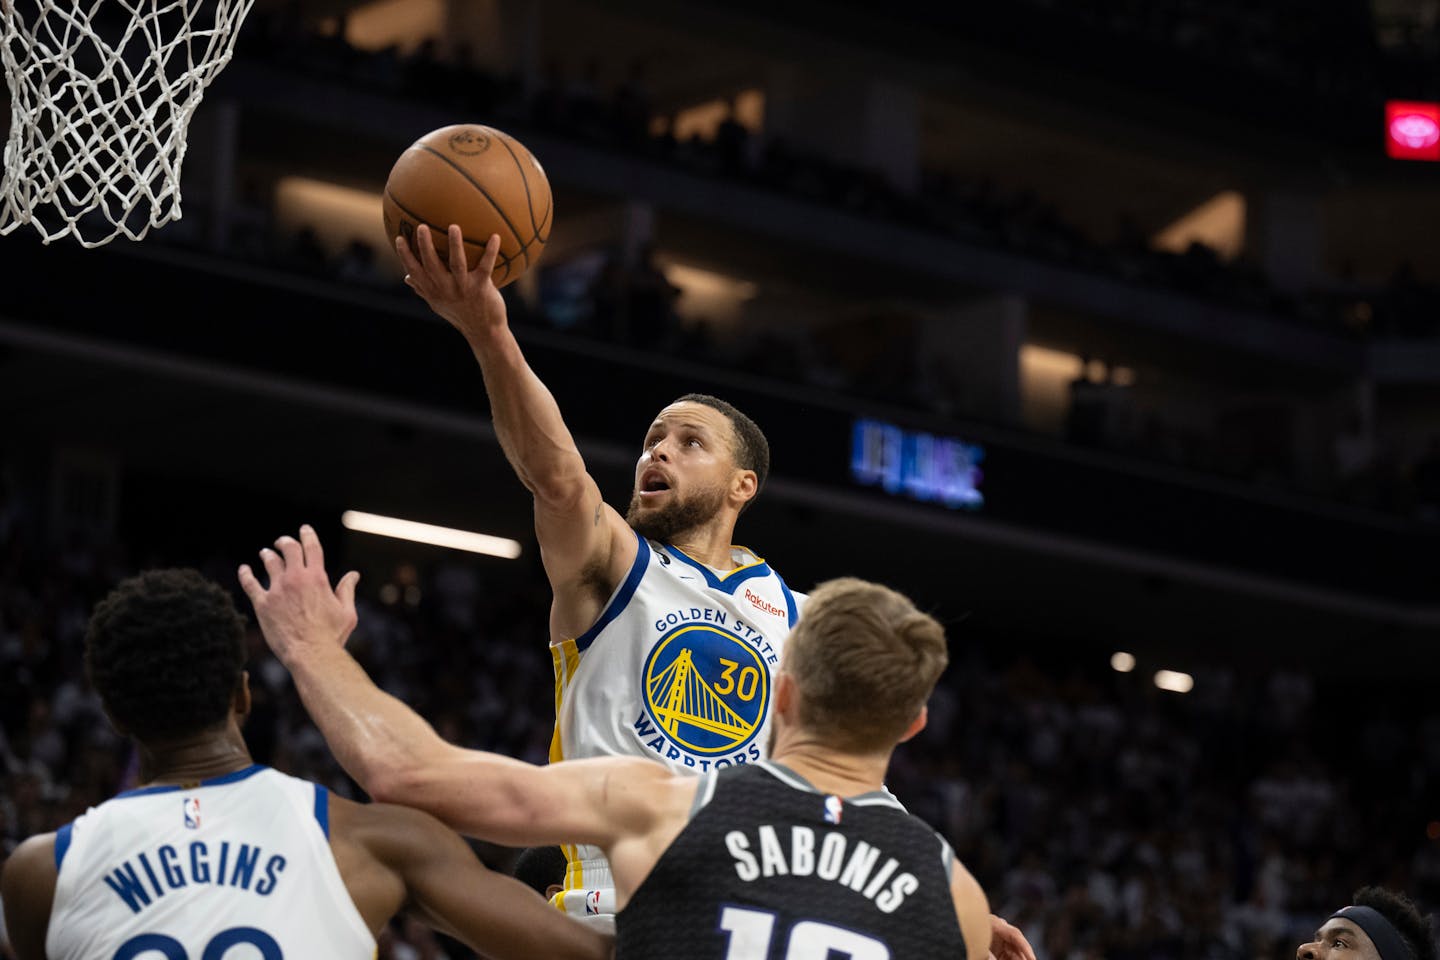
[625, 484, 727, 543]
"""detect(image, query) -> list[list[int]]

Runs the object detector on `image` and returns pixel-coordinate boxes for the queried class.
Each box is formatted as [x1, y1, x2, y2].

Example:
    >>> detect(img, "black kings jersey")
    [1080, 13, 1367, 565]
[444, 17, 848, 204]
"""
[617, 761, 966, 960]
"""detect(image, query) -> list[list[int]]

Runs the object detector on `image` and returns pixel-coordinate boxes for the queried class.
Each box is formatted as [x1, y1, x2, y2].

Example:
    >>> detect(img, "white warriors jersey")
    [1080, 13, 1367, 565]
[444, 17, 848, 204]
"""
[46, 765, 375, 960]
[549, 530, 805, 905]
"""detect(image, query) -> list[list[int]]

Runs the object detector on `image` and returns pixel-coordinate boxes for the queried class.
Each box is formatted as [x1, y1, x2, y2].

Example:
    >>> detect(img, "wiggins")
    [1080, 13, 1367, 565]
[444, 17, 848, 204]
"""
[100, 840, 286, 914]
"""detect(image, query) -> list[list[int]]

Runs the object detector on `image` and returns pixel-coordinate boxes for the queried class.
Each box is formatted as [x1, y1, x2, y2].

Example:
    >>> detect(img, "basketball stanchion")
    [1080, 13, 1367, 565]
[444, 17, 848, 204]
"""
[0, 0, 256, 247]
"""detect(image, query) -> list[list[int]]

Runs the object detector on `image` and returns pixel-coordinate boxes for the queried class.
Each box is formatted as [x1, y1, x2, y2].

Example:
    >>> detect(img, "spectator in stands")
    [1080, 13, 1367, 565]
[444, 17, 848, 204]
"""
[611, 59, 654, 149]
[1066, 358, 1107, 446]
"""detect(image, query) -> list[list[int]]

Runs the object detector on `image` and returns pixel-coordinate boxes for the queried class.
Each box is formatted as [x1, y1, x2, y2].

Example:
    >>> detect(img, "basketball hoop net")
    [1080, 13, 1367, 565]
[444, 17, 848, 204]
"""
[0, 0, 254, 247]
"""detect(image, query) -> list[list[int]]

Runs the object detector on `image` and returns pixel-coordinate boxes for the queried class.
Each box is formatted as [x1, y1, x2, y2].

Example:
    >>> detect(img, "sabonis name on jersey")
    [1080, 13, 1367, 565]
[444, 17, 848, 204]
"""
[723, 824, 920, 913]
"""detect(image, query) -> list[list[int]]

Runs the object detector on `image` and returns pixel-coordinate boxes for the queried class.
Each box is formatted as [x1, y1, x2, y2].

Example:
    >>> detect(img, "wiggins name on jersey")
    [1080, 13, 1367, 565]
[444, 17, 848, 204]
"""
[550, 530, 805, 775]
[44, 765, 373, 960]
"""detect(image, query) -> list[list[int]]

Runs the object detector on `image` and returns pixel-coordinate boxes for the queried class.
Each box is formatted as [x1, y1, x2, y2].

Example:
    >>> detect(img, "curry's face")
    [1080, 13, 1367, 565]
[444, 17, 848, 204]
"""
[1296, 920, 1383, 960]
[625, 402, 737, 538]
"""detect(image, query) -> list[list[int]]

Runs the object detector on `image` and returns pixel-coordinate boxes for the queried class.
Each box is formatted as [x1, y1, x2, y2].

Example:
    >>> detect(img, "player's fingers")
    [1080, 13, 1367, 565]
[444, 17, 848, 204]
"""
[237, 564, 264, 601]
[447, 224, 469, 277]
[996, 921, 1035, 960]
[275, 535, 304, 571]
[415, 224, 445, 276]
[395, 233, 422, 274]
[336, 570, 360, 612]
[298, 523, 324, 570]
[476, 233, 500, 279]
[259, 547, 284, 581]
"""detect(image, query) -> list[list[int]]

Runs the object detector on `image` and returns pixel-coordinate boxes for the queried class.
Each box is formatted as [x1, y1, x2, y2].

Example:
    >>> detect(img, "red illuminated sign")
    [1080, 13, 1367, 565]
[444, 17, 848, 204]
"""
[1387, 101, 1440, 161]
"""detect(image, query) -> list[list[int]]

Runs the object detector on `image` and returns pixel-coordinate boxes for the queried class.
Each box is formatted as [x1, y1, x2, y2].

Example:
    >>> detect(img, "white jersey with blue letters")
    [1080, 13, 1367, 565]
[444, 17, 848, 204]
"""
[46, 765, 374, 960]
[549, 530, 804, 904]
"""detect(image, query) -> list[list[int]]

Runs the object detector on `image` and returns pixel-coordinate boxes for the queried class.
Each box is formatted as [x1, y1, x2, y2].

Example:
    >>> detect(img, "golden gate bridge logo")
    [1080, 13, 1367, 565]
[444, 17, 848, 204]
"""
[642, 624, 769, 755]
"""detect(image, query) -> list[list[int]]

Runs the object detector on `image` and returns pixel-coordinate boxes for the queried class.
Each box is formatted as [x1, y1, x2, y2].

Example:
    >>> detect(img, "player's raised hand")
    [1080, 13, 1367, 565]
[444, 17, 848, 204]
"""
[397, 224, 508, 344]
[988, 914, 1037, 960]
[238, 524, 360, 668]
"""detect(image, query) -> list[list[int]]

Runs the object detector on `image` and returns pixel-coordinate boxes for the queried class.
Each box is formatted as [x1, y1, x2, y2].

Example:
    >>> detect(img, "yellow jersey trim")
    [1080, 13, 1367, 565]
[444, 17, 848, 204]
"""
[673, 544, 767, 581]
[548, 639, 580, 764]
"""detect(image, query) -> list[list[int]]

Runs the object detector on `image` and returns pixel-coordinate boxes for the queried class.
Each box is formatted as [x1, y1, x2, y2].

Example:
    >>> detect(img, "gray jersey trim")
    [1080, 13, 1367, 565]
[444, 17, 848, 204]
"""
[688, 771, 720, 820]
[758, 761, 907, 811]
[938, 832, 956, 875]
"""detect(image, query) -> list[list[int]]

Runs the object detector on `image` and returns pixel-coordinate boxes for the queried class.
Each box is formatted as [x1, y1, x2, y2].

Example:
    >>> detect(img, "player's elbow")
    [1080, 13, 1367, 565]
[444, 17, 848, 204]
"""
[365, 757, 473, 829]
[523, 463, 588, 506]
[361, 756, 431, 808]
[362, 768, 407, 806]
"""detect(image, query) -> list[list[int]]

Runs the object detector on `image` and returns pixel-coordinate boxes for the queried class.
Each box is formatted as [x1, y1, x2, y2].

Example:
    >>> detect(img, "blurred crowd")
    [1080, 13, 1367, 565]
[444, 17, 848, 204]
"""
[106, 12, 1416, 519]
[900, 652, 1438, 960]
[226, 10, 1440, 342]
[1, 467, 1437, 960]
[1006, 0, 1378, 102]
[156, 195, 1440, 518]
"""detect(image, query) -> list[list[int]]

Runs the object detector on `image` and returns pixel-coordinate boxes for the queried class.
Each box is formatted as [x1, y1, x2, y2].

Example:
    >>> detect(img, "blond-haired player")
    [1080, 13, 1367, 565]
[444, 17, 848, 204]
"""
[239, 525, 1036, 960]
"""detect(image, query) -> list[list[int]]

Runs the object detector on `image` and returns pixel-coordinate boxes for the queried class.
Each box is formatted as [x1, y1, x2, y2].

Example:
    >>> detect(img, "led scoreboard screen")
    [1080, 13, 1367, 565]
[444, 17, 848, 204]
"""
[849, 418, 985, 510]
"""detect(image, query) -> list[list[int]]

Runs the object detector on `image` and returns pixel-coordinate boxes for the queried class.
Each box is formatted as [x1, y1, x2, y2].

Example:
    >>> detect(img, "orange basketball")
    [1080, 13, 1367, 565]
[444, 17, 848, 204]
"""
[382, 124, 553, 287]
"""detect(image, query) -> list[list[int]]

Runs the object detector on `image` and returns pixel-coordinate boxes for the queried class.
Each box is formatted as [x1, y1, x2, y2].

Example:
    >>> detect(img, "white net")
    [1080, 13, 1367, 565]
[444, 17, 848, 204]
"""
[0, 0, 255, 247]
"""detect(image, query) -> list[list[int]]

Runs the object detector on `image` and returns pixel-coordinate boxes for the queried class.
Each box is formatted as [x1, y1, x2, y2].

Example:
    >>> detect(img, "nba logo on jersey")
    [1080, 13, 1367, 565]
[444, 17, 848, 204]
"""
[182, 797, 200, 829]
[585, 889, 603, 915]
[823, 795, 843, 824]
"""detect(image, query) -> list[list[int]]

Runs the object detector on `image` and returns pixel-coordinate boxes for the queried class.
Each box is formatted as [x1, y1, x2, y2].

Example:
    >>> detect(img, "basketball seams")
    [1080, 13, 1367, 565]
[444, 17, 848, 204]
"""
[513, 188, 553, 267]
[492, 131, 541, 238]
[416, 143, 527, 261]
[491, 131, 547, 244]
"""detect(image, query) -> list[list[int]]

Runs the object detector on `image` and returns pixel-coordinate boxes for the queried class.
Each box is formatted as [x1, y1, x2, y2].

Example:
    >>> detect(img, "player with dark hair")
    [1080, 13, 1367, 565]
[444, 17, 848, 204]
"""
[0, 568, 608, 960]
[1299, 887, 1438, 960]
[513, 845, 569, 901]
[399, 227, 805, 915]
[240, 527, 1037, 960]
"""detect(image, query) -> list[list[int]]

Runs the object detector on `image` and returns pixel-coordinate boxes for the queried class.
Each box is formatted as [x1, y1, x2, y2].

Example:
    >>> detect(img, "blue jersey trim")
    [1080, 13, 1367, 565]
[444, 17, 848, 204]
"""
[113, 764, 266, 799]
[665, 544, 772, 593]
[203, 765, 266, 787]
[54, 822, 74, 870]
[575, 532, 650, 653]
[778, 579, 799, 628]
[313, 784, 330, 839]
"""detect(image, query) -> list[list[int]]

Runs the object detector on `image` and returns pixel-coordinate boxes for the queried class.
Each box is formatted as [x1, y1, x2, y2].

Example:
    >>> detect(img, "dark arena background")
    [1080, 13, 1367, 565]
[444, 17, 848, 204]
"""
[5, 1, 1440, 957]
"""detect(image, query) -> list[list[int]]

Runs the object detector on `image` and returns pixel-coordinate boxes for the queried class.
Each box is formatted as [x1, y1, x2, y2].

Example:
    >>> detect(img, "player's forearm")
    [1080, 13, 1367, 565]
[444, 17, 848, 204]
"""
[466, 326, 589, 502]
[286, 647, 450, 802]
[287, 650, 555, 839]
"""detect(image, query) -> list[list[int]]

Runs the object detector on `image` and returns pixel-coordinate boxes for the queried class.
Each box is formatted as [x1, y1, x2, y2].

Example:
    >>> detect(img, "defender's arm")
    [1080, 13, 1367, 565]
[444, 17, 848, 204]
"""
[949, 860, 993, 960]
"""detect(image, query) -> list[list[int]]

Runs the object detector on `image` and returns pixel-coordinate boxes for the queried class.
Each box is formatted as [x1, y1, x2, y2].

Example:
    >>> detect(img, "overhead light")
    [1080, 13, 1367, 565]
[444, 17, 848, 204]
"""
[1110, 652, 1136, 673]
[341, 510, 522, 559]
[1153, 670, 1194, 694]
